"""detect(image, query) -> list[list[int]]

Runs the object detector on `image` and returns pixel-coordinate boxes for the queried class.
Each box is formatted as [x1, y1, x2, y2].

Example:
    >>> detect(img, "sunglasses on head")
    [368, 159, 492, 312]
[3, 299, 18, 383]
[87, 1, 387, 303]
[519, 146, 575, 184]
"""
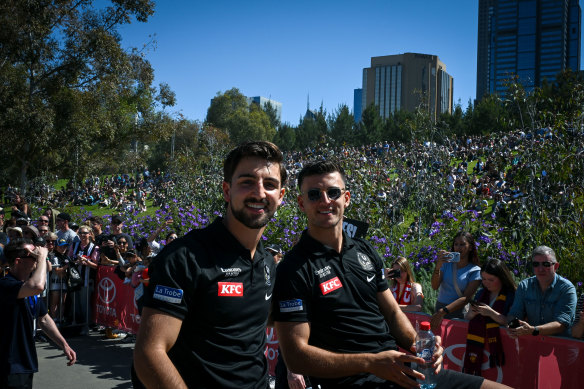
[532, 261, 554, 268]
[306, 187, 344, 202]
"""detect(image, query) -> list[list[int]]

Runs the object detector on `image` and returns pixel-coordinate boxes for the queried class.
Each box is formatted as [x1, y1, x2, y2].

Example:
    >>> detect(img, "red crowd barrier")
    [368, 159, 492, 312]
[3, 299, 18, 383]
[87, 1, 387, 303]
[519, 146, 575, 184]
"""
[406, 312, 584, 389]
[93, 266, 141, 334]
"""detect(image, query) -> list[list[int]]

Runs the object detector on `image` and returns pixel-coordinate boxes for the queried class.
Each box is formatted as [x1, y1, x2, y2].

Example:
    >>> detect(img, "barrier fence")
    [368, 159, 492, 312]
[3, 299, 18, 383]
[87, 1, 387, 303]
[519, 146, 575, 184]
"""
[91, 269, 584, 388]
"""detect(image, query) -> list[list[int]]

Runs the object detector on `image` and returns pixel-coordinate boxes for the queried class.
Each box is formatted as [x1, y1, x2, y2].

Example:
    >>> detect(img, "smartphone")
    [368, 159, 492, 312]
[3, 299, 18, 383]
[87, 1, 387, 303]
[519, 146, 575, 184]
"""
[469, 300, 480, 307]
[508, 318, 520, 328]
[444, 252, 460, 262]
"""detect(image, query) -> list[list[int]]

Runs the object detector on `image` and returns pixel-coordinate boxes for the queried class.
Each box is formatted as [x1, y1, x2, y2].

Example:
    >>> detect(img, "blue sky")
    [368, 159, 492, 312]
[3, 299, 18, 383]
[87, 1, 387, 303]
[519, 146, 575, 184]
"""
[118, 0, 584, 125]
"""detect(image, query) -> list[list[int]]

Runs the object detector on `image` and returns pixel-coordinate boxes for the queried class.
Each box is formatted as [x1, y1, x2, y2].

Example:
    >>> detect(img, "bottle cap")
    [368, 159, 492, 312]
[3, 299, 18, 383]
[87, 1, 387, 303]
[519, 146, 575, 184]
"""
[420, 321, 431, 331]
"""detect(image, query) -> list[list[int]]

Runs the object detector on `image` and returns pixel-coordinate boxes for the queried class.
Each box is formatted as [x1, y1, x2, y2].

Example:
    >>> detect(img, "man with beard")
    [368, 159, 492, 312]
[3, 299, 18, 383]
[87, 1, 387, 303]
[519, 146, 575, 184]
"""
[134, 141, 287, 389]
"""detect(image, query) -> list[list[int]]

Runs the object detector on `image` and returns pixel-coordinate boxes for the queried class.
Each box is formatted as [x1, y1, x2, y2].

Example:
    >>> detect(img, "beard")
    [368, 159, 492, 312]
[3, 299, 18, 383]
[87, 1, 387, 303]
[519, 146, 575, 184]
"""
[229, 199, 275, 229]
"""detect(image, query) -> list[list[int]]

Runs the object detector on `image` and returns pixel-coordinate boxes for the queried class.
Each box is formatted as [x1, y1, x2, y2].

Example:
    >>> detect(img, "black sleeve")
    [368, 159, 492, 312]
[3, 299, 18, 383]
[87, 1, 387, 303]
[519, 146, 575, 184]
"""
[143, 243, 199, 320]
[272, 256, 311, 323]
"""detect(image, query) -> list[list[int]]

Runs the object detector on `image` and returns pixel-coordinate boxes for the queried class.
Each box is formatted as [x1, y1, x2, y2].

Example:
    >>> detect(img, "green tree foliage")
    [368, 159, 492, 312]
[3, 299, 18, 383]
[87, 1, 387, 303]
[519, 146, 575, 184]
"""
[205, 88, 276, 144]
[358, 104, 383, 145]
[273, 124, 297, 151]
[328, 104, 354, 146]
[0, 0, 174, 189]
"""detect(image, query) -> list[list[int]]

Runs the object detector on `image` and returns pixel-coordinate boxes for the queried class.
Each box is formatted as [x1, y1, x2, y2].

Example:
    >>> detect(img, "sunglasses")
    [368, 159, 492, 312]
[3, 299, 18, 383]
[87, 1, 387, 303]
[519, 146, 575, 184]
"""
[39, 219, 49, 223]
[532, 261, 554, 268]
[79, 231, 90, 235]
[306, 187, 344, 202]
[118, 241, 128, 245]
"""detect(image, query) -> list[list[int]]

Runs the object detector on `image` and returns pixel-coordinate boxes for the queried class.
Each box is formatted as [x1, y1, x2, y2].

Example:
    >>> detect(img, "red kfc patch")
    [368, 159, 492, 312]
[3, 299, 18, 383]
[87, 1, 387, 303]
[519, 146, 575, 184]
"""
[218, 282, 244, 297]
[319, 276, 343, 295]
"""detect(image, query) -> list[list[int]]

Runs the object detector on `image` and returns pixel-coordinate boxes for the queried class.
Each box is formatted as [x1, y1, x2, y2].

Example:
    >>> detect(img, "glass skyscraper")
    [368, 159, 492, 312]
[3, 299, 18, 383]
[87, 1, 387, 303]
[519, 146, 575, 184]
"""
[476, 0, 581, 100]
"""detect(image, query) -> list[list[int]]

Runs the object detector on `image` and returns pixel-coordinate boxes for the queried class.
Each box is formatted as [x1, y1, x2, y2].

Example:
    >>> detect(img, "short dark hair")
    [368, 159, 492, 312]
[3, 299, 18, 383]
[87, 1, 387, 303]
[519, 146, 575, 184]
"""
[297, 160, 346, 190]
[223, 141, 287, 186]
[4, 238, 35, 266]
[88, 216, 104, 226]
[111, 215, 123, 224]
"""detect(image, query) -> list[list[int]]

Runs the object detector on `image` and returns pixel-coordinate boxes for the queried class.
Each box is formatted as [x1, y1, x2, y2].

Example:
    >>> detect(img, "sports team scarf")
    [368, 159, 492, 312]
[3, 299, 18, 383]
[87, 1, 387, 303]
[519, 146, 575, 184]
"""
[462, 290, 507, 376]
[391, 281, 412, 304]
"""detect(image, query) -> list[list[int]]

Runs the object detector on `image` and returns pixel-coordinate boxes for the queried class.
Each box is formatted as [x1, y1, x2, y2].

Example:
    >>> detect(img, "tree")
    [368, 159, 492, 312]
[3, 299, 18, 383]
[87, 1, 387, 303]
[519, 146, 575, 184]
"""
[329, 104, 354, 146]
[359, 104, 383, 145]
[0, 0, 174, 189]
[206, 88, 275, 144]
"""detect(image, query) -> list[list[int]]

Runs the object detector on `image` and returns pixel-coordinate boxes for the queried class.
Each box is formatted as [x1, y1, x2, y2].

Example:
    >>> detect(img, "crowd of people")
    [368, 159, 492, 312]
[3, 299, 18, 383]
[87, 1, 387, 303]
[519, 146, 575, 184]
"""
[1, 129, 583, 388]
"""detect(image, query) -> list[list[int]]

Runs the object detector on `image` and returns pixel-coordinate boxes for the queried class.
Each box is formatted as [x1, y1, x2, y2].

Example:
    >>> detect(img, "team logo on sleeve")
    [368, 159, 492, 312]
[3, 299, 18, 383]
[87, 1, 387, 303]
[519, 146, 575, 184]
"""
[153, 285, 183, 304]
[218, 282, 244, 297]
[320, 276, 343, 295]
[357, 252, 374, 271]
[264, 264, 271, 286]
[279, 299, 303, 312]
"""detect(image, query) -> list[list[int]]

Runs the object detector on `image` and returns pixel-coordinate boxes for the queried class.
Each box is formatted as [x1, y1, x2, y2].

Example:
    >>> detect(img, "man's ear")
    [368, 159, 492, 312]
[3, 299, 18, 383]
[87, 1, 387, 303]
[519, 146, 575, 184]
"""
[298, 193, 305, 212]
[222, 181, 231, 203]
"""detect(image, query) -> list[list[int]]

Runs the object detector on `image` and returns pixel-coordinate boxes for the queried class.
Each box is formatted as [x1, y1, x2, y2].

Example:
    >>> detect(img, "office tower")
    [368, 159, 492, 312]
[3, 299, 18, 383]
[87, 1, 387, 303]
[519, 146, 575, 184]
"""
[247, 96, 283, 122]
[476, 0, 581, 100]
[361, 53, 453, 120]
[353, 88, 362, 123]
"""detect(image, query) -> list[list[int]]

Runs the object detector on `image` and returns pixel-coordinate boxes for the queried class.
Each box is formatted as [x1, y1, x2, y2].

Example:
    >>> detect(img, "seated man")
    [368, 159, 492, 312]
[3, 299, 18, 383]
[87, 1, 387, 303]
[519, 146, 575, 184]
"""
[507, 245, 576, 338]
[273, 161, 510, 389]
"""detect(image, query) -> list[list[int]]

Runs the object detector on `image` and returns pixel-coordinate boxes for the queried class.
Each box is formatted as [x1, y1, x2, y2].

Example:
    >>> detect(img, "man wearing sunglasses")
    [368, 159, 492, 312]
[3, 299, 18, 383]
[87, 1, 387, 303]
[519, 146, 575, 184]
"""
[507, 245, 576, 338]
[0, 238, 76, 388]
[273, 161, 507, 389]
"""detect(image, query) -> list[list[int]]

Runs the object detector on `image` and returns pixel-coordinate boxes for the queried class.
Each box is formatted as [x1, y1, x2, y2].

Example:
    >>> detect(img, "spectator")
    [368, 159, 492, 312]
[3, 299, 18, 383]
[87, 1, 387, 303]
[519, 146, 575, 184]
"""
[507, 246, 577, 338]
[10, 192, 31, 218]
[6, 226, 23, 242]
[0, 238, 76, 388]
[146, 218, 176, 255]
[431, 231, 482, 330]
[68, 225, 99, 334]
[266, 243, 284, 264]
[49, 236, 70, 323]
[110, 215, 133, 249]
[42, 208, 60, 233]
[388, 256, 424, 312]
[55, 213, 79, 246]
[572, 293, 584, 339]
[463, 259, 517, 376]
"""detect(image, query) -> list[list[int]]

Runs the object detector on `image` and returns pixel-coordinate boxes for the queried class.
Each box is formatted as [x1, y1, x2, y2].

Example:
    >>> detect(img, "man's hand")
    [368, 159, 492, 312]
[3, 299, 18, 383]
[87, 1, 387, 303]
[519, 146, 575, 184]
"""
[430, 310, 445, 333]
[63, 344, 77, 366]
[507, 319, 531, 338]
[287, 369, 306, 389]
[28, 246, 48, 263]
[409, 335, 444, 375]
[368, 350, 424, 389]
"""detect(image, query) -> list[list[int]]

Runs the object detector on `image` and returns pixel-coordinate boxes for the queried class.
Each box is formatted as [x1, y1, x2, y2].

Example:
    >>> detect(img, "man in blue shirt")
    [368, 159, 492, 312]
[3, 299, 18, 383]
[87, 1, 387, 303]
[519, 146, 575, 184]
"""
[507, 245, 576, 337]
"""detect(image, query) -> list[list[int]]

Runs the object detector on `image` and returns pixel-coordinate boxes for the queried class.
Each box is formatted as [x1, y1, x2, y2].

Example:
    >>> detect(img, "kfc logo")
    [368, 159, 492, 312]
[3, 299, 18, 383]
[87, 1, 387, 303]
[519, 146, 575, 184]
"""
[218, 282, 244, 297]
[320, 277, 343, 295]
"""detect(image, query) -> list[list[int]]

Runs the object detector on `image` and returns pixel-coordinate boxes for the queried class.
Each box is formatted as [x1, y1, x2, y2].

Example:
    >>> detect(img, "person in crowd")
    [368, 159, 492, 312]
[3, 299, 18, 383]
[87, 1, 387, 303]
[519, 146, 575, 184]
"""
[0, 238, 76, 388]
[37, 215, 50, 232]
[109, 215, 133, 249]
[146, 218, 177, 256]
[135, 237, 154, 261]
[6, 226, 23, 242]
[463, 259, 516, 376]
[388, 256, 424, 312]
[68, 225, 99, 333]
[134, 140, 287, 388]
[266, 243, 284, 264]
[55, 213, 78, 245]
[272, 161, 509, 389]
[507, 245, 576, 338]
[10, 193, 31, 218]
[37, 224, 50, 237]
[430, 231, 482, 330]
[49, 235, 69, 323]
[43, 207, 60, 233]
[572, 292, 584, 339]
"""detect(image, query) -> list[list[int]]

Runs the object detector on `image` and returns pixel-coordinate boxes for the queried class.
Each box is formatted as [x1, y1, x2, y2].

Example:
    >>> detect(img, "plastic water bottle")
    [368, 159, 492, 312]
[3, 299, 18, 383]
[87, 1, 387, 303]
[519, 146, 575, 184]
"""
[415, 321, 437, 389]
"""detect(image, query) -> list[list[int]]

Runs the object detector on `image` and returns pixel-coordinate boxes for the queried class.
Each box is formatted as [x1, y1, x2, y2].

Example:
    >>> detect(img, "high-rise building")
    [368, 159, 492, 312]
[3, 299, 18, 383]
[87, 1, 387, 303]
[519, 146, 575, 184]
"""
[476, 0, 581, 100]
[247, 96, 282, 122]
[353, 88, 362, 123]
[361, 53, 453, 120]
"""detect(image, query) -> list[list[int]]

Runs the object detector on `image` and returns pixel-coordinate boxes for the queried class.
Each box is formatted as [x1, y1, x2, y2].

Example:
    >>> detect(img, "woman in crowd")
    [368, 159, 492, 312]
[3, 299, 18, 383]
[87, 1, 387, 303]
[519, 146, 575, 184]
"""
[388, 256, 423, 312]
[430, 231, 482, 329]
[572, 293, 584, 339]
[462, 259, 516, 376]
[50, 235, 70, 323]
[11, 192, 31, 217]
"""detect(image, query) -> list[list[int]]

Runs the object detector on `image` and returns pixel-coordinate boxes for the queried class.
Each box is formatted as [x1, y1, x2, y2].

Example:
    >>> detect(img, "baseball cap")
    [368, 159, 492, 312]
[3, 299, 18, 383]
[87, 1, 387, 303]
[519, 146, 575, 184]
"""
[57, 213, 71, 222]
[266, 244, 283, 255]
[111, 215, 124, 224]
[57, 238, 69, 246]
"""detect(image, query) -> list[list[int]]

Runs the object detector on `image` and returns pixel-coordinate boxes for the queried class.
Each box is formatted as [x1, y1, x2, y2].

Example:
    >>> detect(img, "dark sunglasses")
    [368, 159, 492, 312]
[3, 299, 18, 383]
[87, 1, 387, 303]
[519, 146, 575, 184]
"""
[306, 187, 344, 202]
[532, 261, 554, 268]
[118, 241, 128, 245]
[38, 219, 49, 223]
